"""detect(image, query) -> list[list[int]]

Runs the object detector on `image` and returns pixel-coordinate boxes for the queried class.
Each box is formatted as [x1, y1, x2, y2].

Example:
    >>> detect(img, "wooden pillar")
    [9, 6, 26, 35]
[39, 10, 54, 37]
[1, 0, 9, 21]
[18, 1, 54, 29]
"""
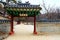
[33, 16, 37, 34]
[9, 16, 14, 35]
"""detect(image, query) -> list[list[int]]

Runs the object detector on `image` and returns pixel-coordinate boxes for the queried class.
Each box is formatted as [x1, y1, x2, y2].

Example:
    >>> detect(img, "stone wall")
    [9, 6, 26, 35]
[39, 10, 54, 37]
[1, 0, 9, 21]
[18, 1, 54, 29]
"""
[0, 23, 10, 33]
[36, 22, 60, 34]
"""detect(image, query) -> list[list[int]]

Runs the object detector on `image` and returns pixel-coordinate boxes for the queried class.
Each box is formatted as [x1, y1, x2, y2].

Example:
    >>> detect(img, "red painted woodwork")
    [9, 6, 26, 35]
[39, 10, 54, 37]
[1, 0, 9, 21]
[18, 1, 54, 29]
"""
[33, 15, 37, 34]
[9, 16, 14, 35]
[9, 15, 37, 35]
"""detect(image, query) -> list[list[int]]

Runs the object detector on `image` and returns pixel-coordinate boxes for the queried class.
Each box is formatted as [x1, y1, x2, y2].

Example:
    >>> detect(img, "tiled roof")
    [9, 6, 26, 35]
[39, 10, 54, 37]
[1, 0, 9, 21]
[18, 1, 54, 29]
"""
[0, 1, 6, 5]
[5, 2, 40, 8]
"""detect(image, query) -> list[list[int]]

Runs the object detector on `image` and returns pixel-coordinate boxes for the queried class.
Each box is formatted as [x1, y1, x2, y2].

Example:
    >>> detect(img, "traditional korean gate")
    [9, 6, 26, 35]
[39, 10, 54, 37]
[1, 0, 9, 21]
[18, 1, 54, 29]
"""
[4, 2, 42, 35]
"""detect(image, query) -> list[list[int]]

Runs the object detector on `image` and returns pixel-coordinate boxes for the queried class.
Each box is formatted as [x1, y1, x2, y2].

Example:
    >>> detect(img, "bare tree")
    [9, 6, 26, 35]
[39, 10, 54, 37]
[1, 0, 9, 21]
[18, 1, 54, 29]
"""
[41, 0, 55, 13]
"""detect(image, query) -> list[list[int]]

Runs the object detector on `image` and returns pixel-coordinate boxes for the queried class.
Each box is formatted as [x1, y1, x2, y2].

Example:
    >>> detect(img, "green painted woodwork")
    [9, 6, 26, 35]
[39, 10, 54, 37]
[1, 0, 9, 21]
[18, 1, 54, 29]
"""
[6, 7, 40, 17]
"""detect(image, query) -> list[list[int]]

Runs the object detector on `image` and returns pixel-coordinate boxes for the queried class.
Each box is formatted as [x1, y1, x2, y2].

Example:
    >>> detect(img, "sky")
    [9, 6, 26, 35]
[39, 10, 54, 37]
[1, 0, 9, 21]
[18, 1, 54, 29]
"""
[1, 0, 60, 14]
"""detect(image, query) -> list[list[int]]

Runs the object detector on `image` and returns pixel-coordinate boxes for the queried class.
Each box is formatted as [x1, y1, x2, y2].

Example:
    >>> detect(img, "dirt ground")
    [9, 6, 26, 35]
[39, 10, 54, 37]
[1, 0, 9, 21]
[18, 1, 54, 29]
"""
[4, 22, 60, 40]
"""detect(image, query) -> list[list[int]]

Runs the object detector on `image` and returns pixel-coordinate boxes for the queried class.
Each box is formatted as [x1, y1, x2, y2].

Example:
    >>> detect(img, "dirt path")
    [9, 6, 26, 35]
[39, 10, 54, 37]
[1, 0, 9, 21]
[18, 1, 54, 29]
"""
[4, 23, 60, 40]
